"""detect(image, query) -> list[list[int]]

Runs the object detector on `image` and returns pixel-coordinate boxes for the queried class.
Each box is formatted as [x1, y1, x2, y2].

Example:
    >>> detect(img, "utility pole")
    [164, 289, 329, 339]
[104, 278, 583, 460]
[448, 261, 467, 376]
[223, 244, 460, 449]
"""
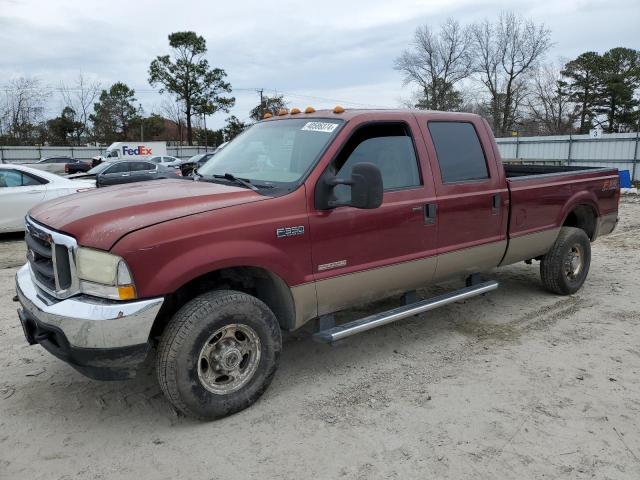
[203, 111, 208, 152]
[138, 104, 144, 142]
[258, 89, 264, 118]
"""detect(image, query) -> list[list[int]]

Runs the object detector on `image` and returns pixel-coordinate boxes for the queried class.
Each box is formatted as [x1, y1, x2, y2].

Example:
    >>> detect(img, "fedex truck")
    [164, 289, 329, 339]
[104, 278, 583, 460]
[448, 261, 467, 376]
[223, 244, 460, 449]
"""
[104, 142, 167, 161]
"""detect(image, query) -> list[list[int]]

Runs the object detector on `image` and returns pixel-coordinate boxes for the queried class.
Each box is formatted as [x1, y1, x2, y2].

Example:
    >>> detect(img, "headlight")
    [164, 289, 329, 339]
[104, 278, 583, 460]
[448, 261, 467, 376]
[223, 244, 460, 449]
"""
[75, 247, 136, 300]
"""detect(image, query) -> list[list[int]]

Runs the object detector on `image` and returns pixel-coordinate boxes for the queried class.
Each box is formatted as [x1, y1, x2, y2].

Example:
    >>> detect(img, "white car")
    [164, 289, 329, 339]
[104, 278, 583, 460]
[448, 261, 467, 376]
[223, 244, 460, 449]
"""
[148, 155, 182, 167]
[0, 164, 96, 233]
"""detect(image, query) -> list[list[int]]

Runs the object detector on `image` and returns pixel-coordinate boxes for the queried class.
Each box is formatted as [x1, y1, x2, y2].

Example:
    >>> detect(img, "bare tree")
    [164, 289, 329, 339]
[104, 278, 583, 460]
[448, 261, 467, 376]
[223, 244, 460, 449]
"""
[160, 95, 186, 144]
[394, 18, 473, 111]
[60, 73, 101, 144]
[525, 64, 576, 135]
[470, 12, 552, 136]
[0, 77, 50, 144]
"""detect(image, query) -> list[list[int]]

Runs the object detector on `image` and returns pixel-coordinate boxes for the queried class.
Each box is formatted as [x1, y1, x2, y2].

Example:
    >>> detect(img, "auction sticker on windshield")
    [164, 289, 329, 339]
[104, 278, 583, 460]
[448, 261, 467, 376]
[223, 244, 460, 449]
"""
[301, 122, 339, 133]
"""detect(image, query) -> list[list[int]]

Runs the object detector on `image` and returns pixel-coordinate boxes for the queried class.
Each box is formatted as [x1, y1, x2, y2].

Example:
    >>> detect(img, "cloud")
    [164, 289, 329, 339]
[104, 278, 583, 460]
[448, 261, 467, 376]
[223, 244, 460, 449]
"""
[1, 0, 638, 128]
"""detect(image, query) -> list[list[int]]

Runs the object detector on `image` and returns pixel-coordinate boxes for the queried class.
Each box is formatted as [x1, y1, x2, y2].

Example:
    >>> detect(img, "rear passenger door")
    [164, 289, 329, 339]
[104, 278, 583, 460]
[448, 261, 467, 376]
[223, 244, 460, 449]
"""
[130, 161, 157, 182]
[419, 119, 508, 281]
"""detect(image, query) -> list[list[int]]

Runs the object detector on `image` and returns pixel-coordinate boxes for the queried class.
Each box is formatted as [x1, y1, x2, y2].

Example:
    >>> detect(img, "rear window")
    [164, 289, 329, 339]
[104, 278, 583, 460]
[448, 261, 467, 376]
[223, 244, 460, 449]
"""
[428, 122, 489, 183]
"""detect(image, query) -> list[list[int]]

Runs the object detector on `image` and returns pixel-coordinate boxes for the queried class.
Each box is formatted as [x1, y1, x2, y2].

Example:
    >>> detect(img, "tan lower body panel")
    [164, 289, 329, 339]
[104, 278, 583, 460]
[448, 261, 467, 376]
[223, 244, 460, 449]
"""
[433, 240, 507, 282]
[595, 213, 618, 239]
[292, 241, 508, 329]
[290, 282, 318, 329]
[314, 255, 437, 319]
[499, 229, 560, 266]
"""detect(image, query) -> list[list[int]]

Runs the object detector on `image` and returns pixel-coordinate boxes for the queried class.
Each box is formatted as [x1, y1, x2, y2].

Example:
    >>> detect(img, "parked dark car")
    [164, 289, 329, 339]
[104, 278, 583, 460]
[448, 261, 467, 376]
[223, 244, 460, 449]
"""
[65, 160, 92, 174]
[29, 156, 76, 174]
[179, 152, 215, 176]
[69, 159, 181, 187]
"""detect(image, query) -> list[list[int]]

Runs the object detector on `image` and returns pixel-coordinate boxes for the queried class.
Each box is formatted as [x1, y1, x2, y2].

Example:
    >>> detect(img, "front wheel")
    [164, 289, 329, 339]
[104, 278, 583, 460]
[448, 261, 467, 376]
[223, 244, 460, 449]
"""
[540, 226, 591, 295]
[156, 290, 281, 419]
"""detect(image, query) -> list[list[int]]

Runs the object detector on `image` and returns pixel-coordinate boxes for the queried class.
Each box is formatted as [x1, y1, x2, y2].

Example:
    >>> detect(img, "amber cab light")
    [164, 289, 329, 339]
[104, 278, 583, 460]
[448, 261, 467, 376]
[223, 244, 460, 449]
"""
[333, 105, 345, 114]
[304, 106, 316, 113]
[290, 107, 301, 114]
[263, 112, 273, 119]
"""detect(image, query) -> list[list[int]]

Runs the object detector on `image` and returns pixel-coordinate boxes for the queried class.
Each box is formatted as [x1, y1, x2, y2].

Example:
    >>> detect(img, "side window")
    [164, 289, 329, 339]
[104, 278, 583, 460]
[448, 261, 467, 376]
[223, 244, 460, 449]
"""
[428, 122, 489, 183]
[130, 162, 154, 172]
[149, 156, 161, 163]
[105, 162, 129, 174]
[107, 150, 119, 158]
[0, 170, 23, 187]
[22, 172, 47, 186]
[333, 123, 421, 201]
[56, 158, 70, 163]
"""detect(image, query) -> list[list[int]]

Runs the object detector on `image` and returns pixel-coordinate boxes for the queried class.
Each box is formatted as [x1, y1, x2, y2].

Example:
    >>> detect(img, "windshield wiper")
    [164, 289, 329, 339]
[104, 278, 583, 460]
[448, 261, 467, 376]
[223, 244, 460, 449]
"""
[212, 173, 258, 191]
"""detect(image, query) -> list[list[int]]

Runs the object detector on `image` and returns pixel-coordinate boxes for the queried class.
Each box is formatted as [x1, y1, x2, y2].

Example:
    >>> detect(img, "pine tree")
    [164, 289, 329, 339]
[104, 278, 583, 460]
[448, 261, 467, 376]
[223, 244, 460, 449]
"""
[561, 52, 603, 134]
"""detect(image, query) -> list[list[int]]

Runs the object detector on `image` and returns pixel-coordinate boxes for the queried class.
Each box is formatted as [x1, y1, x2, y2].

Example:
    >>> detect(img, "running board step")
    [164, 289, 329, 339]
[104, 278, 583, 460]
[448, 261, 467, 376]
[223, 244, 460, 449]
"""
[313, 280, 499, 343]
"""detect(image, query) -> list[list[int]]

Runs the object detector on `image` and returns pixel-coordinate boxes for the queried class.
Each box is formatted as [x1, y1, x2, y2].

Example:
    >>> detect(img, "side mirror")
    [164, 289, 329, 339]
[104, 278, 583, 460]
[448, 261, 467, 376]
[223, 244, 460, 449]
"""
[315, 162, 383, 210]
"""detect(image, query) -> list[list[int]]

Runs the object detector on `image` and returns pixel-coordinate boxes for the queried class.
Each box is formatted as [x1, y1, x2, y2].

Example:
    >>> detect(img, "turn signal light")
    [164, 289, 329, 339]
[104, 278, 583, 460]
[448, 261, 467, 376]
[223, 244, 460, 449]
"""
[117, 285, 137, 301]
[263, 112, 273, 119]
[333, 105, 345, 114]
[304, 106, 315, 113]
[277, 108, 288, 116]
[290, 107, 301, 114]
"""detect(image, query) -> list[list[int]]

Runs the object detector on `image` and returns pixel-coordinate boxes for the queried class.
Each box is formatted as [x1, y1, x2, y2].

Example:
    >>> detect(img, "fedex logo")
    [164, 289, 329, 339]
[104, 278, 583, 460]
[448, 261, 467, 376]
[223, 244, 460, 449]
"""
[121, 145, 152, 156]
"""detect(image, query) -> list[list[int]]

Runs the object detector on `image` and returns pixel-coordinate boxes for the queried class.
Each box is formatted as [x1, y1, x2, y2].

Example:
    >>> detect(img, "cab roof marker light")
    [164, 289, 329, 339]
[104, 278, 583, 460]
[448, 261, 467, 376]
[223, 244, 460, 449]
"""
[304, 106, 315, 113]
[263, 112, 273, 119]
[290, 107, 301, 114]
[277, 108, 288, 116]
[333, 105, 345, 114]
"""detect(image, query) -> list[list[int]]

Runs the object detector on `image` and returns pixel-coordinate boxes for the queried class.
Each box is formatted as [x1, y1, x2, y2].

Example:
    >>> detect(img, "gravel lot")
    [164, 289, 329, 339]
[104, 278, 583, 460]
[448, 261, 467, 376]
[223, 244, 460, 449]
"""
[1, 197, 639, 480]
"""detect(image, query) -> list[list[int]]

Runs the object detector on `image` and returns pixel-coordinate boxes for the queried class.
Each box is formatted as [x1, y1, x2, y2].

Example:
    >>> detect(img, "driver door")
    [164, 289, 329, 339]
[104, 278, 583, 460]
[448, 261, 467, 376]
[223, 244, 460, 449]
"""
[307, 117, 438, 316]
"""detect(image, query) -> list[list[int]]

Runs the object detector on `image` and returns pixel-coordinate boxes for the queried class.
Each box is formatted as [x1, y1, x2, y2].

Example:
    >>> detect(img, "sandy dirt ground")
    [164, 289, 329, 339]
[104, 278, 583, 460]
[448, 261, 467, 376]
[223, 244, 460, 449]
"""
[1, 197, 639, 480]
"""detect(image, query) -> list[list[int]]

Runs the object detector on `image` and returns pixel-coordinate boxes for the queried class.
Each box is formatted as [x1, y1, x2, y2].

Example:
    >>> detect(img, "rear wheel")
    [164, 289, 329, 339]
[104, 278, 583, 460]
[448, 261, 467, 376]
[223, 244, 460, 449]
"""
[156, 290, 281, 419]
[540, 226, 591, 295]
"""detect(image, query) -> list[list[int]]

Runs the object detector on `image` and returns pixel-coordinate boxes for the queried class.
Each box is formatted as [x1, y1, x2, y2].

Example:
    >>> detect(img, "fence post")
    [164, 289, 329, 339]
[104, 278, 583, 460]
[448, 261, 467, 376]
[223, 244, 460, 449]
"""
[567, 134, 572, 166]
[0, 145, 3, 163]
[515, 134, 520, 159]
[633, 125, 639, 184]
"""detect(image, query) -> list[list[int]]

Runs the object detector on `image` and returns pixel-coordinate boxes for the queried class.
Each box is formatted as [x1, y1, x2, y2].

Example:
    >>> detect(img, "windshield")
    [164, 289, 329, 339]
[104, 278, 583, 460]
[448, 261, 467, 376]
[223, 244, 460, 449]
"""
[87, 162, 112, 174]
[197, 118, 343, 185]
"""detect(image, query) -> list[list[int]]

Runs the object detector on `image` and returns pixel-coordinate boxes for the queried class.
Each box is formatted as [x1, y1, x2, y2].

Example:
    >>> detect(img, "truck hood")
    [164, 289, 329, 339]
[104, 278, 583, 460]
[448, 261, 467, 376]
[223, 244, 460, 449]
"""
[29, 179, 267, 250]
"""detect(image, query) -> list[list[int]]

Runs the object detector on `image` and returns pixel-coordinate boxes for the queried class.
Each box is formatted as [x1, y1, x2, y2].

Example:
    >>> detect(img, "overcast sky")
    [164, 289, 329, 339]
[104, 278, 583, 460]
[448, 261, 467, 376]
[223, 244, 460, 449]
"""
[1, 0, 638, 129]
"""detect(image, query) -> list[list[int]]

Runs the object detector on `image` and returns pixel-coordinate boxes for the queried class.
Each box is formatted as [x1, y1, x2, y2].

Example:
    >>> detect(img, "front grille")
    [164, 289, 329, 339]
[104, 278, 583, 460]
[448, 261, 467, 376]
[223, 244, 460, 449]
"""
[25, 217, 78, 298]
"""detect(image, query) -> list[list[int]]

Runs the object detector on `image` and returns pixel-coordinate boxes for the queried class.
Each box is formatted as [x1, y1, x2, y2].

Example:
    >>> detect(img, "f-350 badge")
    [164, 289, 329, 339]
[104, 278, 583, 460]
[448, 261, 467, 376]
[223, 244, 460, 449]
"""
[276, 226, 305, 238]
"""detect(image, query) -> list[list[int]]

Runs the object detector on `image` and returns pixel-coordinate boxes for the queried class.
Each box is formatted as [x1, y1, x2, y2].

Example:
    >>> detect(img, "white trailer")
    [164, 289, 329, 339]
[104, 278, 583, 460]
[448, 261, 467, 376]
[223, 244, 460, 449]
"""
[104, 142, 167, 161]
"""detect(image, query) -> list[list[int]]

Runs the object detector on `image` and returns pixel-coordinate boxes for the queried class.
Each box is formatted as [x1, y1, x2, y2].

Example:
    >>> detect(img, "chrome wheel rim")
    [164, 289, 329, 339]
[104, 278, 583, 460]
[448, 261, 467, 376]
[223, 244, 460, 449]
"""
[565, 244, 584, 280]
[197, 324, 261, 395]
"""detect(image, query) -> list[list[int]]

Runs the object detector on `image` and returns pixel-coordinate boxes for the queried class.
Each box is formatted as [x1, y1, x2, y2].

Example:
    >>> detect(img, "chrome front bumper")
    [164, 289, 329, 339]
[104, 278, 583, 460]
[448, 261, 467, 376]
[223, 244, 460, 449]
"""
[15, 264, 164, 350]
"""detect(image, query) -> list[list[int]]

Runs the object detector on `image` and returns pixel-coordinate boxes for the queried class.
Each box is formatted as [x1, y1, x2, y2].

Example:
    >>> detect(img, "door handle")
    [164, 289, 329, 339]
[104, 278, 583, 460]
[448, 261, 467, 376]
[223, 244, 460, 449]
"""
[492, 194, 501, 215]
[424, 203, 437, 225]
[121, 173, 130, 177]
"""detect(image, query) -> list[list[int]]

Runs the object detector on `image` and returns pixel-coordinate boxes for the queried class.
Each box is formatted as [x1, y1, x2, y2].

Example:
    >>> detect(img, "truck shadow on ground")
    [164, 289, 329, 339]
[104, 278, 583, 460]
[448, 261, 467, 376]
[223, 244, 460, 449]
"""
[9, 265, 558, 426]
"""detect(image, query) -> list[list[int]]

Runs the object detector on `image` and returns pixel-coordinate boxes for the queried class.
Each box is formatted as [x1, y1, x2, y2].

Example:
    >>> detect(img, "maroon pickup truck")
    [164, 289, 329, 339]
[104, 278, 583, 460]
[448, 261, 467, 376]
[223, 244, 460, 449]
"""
[15, 109, 619, 419]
